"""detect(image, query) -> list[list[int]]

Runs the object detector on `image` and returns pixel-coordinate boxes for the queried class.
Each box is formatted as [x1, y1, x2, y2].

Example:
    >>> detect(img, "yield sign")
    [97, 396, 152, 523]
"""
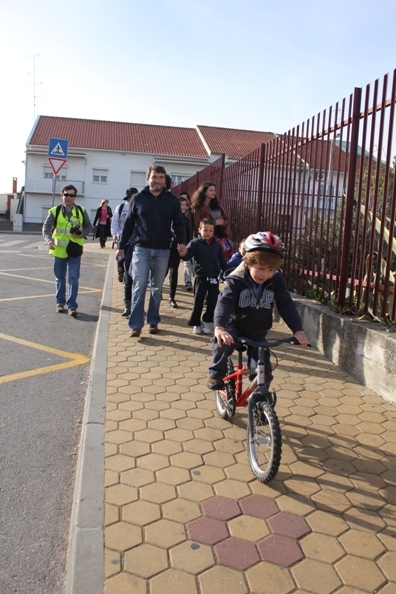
[48, 137, 69, 175]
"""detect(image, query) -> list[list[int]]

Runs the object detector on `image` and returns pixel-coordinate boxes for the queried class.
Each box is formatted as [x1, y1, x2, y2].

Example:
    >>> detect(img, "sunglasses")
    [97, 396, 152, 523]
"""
[63, 193, 76, 198]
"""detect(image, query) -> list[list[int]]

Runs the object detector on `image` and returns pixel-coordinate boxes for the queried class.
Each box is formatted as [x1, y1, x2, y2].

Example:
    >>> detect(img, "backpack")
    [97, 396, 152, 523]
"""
[218, 237, 235, 260]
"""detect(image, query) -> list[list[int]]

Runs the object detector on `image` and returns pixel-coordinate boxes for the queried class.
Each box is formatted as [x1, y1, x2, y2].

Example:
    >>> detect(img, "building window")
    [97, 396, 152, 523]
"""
[170, 174, 188, 185]
[130, 171, 146, 189]
[44, 165, 67, 180]
[93, 168, 108, 183]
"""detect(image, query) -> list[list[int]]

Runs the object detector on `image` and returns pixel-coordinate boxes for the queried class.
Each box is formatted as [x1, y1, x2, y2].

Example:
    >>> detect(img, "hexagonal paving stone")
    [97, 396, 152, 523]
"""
[150, 568, 198, 594]
[124, 543, 168, 579]
[121, 467, 155, 488]
[198, 565, 249, 594]
[170, 541, 215, 573]
[246, 560, 296, 594]
[162, 497, 201, 523]
[335, 555, 387, 592]
[267, 512, 310, 539]
[140, 481, 176, 504]
[145, 518, 186, 548]
[300, 532, 344, 563]
[215, 537, 260, 570]
[228, 514, 270, 542]
[257, 534, 304, 567]
[239, 494, 279, 519]
[202, 496, 241, 521]
[104, 572, 147, 594]
[122, 499, 161, 526]
[291, 558, 342, 593]
[105, 484, 138, 506]
[105, 521, 142, 552]
[187, 516, 229, 545]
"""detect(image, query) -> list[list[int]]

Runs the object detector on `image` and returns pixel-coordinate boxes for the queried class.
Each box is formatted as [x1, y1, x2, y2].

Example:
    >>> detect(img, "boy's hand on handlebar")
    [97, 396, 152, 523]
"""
[294, 330, 310, 347]
[215, 326, 234, 346]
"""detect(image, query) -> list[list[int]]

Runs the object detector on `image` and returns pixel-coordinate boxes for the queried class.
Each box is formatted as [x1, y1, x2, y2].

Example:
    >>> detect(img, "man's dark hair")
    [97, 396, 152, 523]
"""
[61, 184, 78, 196]
[147, 165, 167, 177]
[165, 175, 172, 190]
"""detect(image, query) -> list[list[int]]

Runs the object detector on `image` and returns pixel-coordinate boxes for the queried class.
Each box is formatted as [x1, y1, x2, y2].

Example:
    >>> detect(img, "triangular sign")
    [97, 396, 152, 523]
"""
[49, 158, 67, 175]
[50, 142, 66, 156]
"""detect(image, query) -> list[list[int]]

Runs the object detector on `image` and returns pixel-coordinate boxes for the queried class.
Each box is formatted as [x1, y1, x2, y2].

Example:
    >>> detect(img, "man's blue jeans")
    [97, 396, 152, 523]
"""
[128, 247, 170, 329]
[54, 256, 81, 310]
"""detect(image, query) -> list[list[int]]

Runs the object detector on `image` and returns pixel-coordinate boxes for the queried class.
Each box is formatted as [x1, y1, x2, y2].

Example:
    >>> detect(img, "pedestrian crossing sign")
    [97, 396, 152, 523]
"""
[48, 138, 68, 158]
[48, 138, 68, 175]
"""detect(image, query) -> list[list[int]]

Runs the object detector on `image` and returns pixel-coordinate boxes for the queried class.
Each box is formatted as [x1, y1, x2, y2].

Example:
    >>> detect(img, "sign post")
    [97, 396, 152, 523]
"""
[48, 138, 68, 206]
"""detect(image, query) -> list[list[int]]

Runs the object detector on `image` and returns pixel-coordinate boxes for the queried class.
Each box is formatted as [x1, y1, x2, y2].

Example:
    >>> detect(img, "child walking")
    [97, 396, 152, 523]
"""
[207, 231, 310, 390]
[182, 218, 227, 335]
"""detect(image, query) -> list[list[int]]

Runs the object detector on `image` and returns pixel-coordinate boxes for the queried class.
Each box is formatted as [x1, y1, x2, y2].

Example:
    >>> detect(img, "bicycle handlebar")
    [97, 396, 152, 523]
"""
[236, 336, 310, 349]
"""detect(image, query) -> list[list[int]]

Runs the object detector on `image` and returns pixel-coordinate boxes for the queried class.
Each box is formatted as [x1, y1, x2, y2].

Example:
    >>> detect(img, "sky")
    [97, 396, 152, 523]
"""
[1, 0, 396, 193]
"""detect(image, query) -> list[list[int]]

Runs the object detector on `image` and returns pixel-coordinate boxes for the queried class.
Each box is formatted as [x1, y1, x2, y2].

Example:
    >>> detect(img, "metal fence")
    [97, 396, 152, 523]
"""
[172, 69, 396, 324]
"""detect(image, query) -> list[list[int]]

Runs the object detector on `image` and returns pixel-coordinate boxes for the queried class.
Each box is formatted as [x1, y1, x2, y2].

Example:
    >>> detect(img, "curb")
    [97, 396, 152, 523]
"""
[65, 255, 114, 594]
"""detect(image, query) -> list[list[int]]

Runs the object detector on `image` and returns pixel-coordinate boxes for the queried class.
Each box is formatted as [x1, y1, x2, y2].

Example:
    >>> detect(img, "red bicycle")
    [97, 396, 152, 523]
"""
[215, 335, 303, 483]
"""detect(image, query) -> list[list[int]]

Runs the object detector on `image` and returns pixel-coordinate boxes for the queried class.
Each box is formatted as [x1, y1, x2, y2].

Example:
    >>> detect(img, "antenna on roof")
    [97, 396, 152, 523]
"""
[27, 54, 42, 121]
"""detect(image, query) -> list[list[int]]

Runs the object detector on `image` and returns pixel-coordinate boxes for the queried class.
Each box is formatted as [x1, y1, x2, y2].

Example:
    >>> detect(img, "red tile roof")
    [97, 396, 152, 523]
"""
[197, 125, 277, 160]
[29, 116, 209, 158]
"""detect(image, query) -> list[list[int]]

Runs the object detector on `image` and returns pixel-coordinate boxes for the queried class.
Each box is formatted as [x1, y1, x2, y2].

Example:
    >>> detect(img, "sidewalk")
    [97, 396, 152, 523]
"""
[81, 254, 396, 594]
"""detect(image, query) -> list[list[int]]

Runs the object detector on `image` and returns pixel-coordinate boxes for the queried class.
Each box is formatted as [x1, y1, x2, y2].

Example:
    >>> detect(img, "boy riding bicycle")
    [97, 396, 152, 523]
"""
[207, 231, 310, 390]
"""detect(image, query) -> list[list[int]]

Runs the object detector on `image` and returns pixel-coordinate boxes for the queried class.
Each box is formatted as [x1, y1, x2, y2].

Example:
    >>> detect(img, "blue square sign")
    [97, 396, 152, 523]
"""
[48, 138, 69, 158]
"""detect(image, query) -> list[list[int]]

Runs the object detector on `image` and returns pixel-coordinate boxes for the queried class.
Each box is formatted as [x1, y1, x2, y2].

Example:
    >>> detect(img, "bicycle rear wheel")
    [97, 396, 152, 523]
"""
[247, 399, 281, 483]
[215, 358, 236, 420]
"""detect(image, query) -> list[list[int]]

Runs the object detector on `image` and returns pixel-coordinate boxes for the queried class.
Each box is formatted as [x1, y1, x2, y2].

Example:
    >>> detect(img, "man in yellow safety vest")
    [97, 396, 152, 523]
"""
[42, 185, 92, 317]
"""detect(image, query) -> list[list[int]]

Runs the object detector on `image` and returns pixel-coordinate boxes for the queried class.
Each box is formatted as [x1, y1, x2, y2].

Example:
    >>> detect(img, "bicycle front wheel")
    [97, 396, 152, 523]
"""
[247, 400, 282, 483]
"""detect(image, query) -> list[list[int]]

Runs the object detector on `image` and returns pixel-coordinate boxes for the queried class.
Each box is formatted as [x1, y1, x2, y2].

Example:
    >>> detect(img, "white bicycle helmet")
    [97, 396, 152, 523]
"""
[244, 231, 286, 255]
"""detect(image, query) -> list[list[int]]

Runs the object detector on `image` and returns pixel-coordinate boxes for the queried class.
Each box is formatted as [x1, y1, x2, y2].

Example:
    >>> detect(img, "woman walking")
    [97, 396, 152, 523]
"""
[93, 199, 112, 248]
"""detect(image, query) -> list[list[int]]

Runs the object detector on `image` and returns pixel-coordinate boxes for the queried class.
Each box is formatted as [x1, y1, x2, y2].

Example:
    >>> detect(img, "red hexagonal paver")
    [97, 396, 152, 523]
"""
[215, 537, 260, 570]
[239, 494, 279, 519]
[201, 496, 241, 521]
[187, 516, 229, 545]
[257, 534, 304, 567]
[267, 512, 310, 539]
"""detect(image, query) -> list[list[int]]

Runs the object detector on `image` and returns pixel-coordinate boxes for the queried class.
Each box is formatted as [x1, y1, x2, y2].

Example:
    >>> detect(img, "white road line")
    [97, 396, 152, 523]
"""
[1, 240, 27, 246]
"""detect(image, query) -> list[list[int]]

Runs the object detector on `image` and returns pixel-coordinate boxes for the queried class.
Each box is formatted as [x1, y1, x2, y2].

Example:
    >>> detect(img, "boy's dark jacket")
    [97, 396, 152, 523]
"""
[182, 237, 227, 277]
[214, 262, 303, 337]
[119, 186, 186, 250]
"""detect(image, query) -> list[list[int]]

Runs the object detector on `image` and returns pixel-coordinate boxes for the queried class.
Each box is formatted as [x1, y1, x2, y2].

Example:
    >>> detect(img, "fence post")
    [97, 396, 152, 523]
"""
[255, 143, 266, 230]
[338, 87, 362, 307]
[218, 154, 225, 201]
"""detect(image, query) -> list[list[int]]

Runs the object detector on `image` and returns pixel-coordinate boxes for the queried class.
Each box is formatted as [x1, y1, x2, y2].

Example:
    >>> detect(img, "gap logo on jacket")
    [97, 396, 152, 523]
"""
[239, 288, 275, 309]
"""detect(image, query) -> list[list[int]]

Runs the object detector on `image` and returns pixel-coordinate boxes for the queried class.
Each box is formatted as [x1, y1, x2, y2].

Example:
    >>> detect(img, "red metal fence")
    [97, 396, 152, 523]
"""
[173, 70, 396, 324]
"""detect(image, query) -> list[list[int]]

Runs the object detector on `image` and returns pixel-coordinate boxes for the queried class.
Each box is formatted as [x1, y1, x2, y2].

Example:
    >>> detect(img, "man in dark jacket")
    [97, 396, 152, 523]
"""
[117, 165, 186, 337]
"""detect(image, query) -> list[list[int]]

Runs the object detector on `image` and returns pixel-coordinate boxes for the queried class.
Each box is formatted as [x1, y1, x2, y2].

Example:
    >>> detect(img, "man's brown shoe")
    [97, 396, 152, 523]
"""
[149, 324, 159, 334]
[56, 305, 65, 313]
[130, 328, 142, 337]
[68, 308, 77, 317]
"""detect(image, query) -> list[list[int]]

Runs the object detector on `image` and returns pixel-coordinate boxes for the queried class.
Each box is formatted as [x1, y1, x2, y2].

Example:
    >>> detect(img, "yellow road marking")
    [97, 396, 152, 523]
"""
[0, 332, 90, 384]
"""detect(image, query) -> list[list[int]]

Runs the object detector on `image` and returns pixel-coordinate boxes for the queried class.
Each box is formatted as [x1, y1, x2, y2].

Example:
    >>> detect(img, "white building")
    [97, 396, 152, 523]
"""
[23, 116, 277, 223]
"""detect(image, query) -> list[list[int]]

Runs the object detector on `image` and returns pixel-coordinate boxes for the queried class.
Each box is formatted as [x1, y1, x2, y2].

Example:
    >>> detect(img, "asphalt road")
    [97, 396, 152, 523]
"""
[0, 233, 109, 594]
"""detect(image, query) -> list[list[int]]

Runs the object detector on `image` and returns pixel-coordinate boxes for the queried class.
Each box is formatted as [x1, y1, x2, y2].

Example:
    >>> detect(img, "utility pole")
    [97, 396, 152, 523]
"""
[28, 54, 41, 120]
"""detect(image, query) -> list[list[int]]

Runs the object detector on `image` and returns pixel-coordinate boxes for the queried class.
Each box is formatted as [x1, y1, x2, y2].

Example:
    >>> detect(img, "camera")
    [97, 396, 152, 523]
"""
[70, 226, 82, 236]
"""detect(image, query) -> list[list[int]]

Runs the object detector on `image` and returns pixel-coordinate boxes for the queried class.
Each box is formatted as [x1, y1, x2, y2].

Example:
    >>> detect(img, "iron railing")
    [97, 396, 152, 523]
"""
[172, 70, 396, 324]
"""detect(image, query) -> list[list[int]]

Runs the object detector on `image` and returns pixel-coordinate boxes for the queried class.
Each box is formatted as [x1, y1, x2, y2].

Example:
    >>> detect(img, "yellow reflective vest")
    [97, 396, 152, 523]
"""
[49, 205, 85, 258]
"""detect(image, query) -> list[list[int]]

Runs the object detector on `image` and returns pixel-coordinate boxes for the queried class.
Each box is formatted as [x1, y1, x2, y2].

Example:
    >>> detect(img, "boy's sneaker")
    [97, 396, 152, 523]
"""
[202, 321, 212, 335]
[193, 326, 202, 334]
[207, 376, 224, 390]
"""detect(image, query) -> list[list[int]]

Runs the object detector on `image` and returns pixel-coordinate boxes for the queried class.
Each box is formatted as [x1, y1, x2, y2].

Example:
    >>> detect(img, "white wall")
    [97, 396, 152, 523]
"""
[24, 149, 208, 223]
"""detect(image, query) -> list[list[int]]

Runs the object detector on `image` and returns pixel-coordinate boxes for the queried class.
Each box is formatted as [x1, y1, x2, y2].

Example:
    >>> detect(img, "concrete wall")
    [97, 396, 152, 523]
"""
[275, 296, 396, 405]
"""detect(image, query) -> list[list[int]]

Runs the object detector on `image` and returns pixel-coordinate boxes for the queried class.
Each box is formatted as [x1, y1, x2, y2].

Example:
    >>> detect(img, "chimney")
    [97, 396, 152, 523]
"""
[12, 177, 17, 193]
